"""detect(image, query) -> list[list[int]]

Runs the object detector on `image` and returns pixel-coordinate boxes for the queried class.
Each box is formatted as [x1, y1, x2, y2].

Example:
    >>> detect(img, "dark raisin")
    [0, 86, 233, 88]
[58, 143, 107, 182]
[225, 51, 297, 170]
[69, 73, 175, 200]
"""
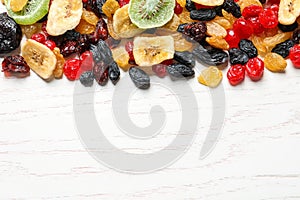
[89, 18, 108, 44]
[77, 34, 90, 54]
[48, 30, 80, 47]
[129, 67, 150, 89]
[60, 40, 78, 57]
[193, 45, 229, 66]
[80, 71, 94, 87]
[83, 0, 106, 17]
[271, 39, 295, 58]
[177, 23, 188, 33]
[0, 13, 22, 53]
[259, 0, 266, 3]
[229, 48, 249, 65]
[174, 51, 195, 68]
[90, 40, 114, 65]
[182, 22, 207, 43]
[93, 61, 109, 86]
[167, 63, 195, 79]
[108, 61, 120, 84]
[278, 22, 298, 32]
[1, 55, 30, 78]
[239, 39, 258, 58]
[185, 0, 196, 11]
[215, 6, 223, 16]
[292, 29, 300, 43]
[190, 9, 216, 21]
[222, 0, 242, 18]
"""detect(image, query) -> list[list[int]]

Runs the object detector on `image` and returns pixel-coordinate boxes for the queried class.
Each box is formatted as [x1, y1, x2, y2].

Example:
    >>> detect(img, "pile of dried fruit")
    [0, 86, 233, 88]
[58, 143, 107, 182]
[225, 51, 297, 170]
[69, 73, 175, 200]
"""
[1, 0, 300, 88]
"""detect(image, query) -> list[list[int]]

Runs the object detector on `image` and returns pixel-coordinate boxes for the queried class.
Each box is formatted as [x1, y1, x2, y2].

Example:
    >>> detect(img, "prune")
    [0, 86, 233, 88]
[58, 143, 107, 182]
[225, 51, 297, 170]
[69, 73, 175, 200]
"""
[1, 55, 30, 78]
[89, 18, 108, 44]
[190, 9, 216, 21]
[93, 61, 109, 86]
[229, 48, 249, 65]
[129, 67, 150, 89]
[222, 0, 242, 18]
[182, 22, 207, 43]
[0, 13, 22, 53]
[278, 22, 298, 32]
[193, 45, 229, 66]
[185, 0, 196, 11]
[239, 39, 258, 58]
[167, 63, 195, 79]
[83, 0, 106, 17]
[174, 51, 195, 68]
[292, 29, 300, 43]
[271, 39, 295, 58]
[108, 61, 120, 84]
[177, 23, 188, 33]
[90, 40, 114, 65]
[80, 71, 94, 87]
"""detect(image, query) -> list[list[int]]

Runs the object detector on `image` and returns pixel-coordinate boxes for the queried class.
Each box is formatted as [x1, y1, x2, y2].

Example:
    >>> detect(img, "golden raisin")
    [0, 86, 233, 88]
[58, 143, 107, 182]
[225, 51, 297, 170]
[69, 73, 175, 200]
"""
[75, 19, 96, 34]
[107, 18, 121, 40]
[102, 0, 120, 19]
[21, 23, 42, 38]
[162, 14, 180, 31]
[211, 16, 232, 30]
[178, 8, 197, 23]
[176, 0, 186, 7]
[198, 66, 223, 88]
[206, 36, 229, 50]
[222, 10, 237, 26]
[264, 52, 287, 72]
[82, 8, 99, 26]
[237, 0, 262, 12]
[206, 21, 227, 38]
[112, 46, 130, 71]
[263, 32, 293, 52]
[251, 35, 268, 56]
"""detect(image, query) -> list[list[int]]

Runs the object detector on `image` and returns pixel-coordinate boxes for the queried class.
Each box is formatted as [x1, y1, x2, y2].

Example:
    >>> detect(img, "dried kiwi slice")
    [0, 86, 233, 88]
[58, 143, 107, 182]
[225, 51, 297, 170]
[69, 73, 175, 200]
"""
[128, 0, 176, 29]
[5, 0, 50, 25]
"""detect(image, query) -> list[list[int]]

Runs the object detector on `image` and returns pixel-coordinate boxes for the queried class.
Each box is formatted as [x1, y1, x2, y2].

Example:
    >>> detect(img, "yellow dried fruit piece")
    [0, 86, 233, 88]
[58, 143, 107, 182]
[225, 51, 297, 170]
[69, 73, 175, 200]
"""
[162, 14, 180, 31]
[212, 16, 232, 29]
[10, 0, 28, 12]
[112, 46, 130, 71]
[178, 8, 197, 23]
[263, 32, 292, 52]
[21, 23, 42, 39]
[52, 47, 65, 79]
[251, 35, 268, 56]
[237, 0, 262, 12]
[222, 10, 236, 26]
[264, 52, 287, 72]
[198, 66, 223, 88]
[107, 18, 121, 40]
[75, 19, 96, 34]
[206, 36, 229, 50]
[206, 21, 227, 38]
[82, 8, 99, 26]
[177, 0, 186, 7]
[102, 0, 120, 19]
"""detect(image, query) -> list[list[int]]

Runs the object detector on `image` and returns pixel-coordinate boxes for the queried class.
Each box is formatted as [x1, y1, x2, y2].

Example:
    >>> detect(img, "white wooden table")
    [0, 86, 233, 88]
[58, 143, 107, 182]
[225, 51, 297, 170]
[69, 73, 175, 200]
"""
[1, 4, 300, 200]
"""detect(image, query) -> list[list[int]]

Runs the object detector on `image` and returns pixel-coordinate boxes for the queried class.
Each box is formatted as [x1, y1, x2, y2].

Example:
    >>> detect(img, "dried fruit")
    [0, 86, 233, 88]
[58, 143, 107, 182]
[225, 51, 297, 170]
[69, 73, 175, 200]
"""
[211, 16, 232, 29]
[271, 39, 295, 58]
[193, 45, 229, 66]
[222, 0, 242, 18]
[289, 44, 300, 68]
[1, 55, 30, 78]
[93, 61, 109, 86]
[278, 0, 300, 25]
[31, 33, 46, 44]
[174, 1, 183, 15]
[190, 8, 217, 21]
[191, 0, 224, 6]
[182, 21, 207, 43]
[278, 22, 298, 32]
[251, 35, 268, 56]
[237, 0, 262, 12]
[83, 0, 106, 17]
[206, 21, 227, 38]
[259, 8, 278, 29]
[90, 40, 114, 65]
[229, 48, 249, 65]
[53, 47, 65, 79]
[129, 67, 150, 89]
[174, 51, 195, 68]
[227, 64, 245, 86]
[206, 36, 229, 50]
[63, 58, 82, 81]
[102, 0, 120, 19]
[198, 66, 223, 88]
[233, 18, 253, 39]
[245, 57, 264, 81]
[225, 29, 240, 48]
[162, 14, 181, 31]
[112, 46, 130, 71]
[82, 8, 99, 26]
[239, 39, 258, 58]
[152, 64, 167, 78]
[80, 71, 94, 87]
[75, 19, 96, 34]
[108, 61, 120, 84]
[292, 28, 300, 43]
[167, 63, 195, 79]
[263, 32, 292, 52]
[9, 0, 28, 12]
[80, 50, 94, 71]
[264, 52, 287, 72]
[178, 8, 197, 23]
[21, 23, 42, 38]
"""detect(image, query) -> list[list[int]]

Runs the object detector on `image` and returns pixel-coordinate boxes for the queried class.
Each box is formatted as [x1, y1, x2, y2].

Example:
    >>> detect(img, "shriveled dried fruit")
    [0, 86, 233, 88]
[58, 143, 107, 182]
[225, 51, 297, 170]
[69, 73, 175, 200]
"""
[21, 23, 42, 39]
[229, 48, 249, 65]
[206, 21, 227, 38]
[206, 36, 230, 50]
[222, 0, 242, 18]
[75, 19, 96, 34]
[102, 0, 120, 19]
[167, 63, 195, 79]
[93, 61, 109, 86]
[190, 8, 217, 21]
[198, 66, 223, 88]
[236, 0, 262, 12]
[80, 71, 94, 87]
[2, 55, 30, 78]
[53, 47, 65, 79]
[263, 32, 293, 52]
[239, 39, 258, 58]
[112, 46, 130, 71]
[178, 8, 197, 23]
[129, 67, 150, 89]
[193, 45, 229, 66]
[251, 35, 268, 56]
[271, 39, 295, 58]
[108, 61, 120, 84]
[174, 51, 195, 68]
[264, 52, 287, 72]
[82, 8, 99, 26]
[211, 16, 232, 29]
[162, 14, 181, 31]
[222, 9, 237, 25]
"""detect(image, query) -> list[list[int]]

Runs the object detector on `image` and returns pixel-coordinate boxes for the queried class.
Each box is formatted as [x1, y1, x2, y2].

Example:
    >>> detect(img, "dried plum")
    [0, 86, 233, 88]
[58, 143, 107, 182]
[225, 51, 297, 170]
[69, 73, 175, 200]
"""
[239, 39, 258, 58]
[129, 67, 150, 89]
[193, 45, 229, 66]
[167, 63, 195, 79]
[229, 48, 249, 65]
[90, 40, 114, 65]
[0, 13, 22, 53]
[108, 61, 120, 84]
[80, 71, 94, 87]
[190, 9, 216, 21]
[1, 55, 30, 78]
[174, 51, 195, 68]
[271, 39, 295, 58]
[222, 0, 242, 18]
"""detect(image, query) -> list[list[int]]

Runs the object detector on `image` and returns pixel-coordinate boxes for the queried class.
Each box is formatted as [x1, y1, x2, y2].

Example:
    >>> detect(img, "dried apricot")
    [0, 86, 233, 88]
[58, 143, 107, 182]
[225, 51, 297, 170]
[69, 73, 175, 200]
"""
[198, 66, 223, 88]
[264, 52, 287, 72]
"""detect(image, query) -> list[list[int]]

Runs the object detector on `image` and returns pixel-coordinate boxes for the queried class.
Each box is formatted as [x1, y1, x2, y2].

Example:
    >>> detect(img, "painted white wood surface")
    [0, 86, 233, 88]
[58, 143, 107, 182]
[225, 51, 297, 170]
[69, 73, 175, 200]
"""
[1, 4, 300, 200]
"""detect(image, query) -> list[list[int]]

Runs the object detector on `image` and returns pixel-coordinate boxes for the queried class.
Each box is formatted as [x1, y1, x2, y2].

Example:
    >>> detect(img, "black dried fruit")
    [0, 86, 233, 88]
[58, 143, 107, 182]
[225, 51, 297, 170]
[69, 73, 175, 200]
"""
[259, 0, 266, 3]
[0, 13, 22, 53]
[271, 39, 295, 58]
[174, 51, 195, 68]
[167, 63, 195, 79]
[77, 34, 90, 54]
[215, 6, 223, 16]
[177, 23, 188, 33]
[292, 29, 300, 43]
[182, 22, 207, 43]
[83, 0, 106, 17]
[129, 67, 150, 89]
[222, 0, 242, 18]
[60, 40, 78, 57]
[80, 71, 94, 87]
[108, 61, 120, 84]
[239, 39, 258, 58]
[1, 55, 30, 78]
[90, 40, 114, 65]
[185, 0, 196, 11]
[193, 45, 229, 66]
[229, 48, 249, 65]
[190, 9, 216, 21]
[278, 22, 298, 32]
[93, 61, 109, 86]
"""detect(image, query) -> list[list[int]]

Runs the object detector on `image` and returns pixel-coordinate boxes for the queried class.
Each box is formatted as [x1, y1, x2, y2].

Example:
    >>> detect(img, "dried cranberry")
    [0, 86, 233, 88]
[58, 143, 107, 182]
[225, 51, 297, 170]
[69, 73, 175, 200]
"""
[174, 1, 183, 14]
[233, 18, 253, 39]
[89, 18, 108, 44]
[245, 57, 264, 81]
[41, 21, 49, 36]
[60, 40, 78, 57]
[2, 55, 30, 78]
[289, 44, 300, 68]
[63, 58, 82, 81]
[225, 29, 240, 48]
[31, 33, 46, 43]
[247, 16, 264, 34]
[259, 8, 278, 29]
[125, 41, 134, 62]
[80, 51, 94, 71]
[118, 0, 130, 7]
[152, 64, 167, 78]
[44, 40, 56, 50]
[227, 64, 245, 86]
[242, 5, 263, 18]
[93, 62, 109, 86]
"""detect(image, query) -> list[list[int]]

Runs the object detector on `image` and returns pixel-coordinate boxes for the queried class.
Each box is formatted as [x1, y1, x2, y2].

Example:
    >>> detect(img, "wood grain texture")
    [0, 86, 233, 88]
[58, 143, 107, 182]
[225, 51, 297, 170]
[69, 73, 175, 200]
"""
[1, 4, 300, 200]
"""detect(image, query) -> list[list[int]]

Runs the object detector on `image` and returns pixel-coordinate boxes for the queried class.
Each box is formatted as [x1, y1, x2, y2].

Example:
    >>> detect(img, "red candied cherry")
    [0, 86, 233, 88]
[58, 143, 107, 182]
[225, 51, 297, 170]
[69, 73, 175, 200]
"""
[225, 29, 240, 48]
[227, 64, 245, 86]
[174, 1, 183, 15]
[41, 21, 49, 36]
[125, 41, 135, 62]
[118, 0, 130, 7]
[63, 58, 82, 81]
[259, 8, 278, 29]
[269, 4, 279, 13]
[247, 16, 264, 34]
[289, 44, 300, 68]
[80, 51, 94, 71]
[245, 57, 264, 81]
[43, 40, 56, 50]
[242, 5, 263, 18]
[31, 33, 46, 43]
[233, 18, 254, 39]
[152, 64, 167, 78]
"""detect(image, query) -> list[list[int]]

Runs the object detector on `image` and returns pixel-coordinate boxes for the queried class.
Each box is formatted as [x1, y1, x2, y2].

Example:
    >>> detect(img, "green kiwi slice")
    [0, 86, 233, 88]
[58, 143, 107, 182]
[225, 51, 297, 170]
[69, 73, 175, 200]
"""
[128, 0, 176, 29]
[5, 0, 50, 25]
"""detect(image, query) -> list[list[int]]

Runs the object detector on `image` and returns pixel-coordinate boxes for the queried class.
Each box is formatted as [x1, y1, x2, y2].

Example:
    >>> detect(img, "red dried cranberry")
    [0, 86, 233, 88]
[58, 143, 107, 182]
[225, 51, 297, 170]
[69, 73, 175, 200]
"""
[161, 59, 173, 66]
[174, 1, 183, 15]
[60, 40, 78, 57]
[63, 58, 82, 81]
[89, 18, 108, 44]
[247, 16, 264, 34]
[80, 51, 94, 71]
[44, 40, 56, 50]
[41, 21, 49, 36]
[227, 64, 245, 86]
[118, 0, 130, 7]
[259, 8, 278, 29]
[245, 57, 264, 81]
[225, 29, 240, 48]
[289, 44, 300, 68]
[31, 33, 46, 43]
[233, 18, 254, 39]
[242, 5, 263, 18]
[152, 64, 167, 78]
[125, 41, 135, 62]
[1, 55, 30, 78]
